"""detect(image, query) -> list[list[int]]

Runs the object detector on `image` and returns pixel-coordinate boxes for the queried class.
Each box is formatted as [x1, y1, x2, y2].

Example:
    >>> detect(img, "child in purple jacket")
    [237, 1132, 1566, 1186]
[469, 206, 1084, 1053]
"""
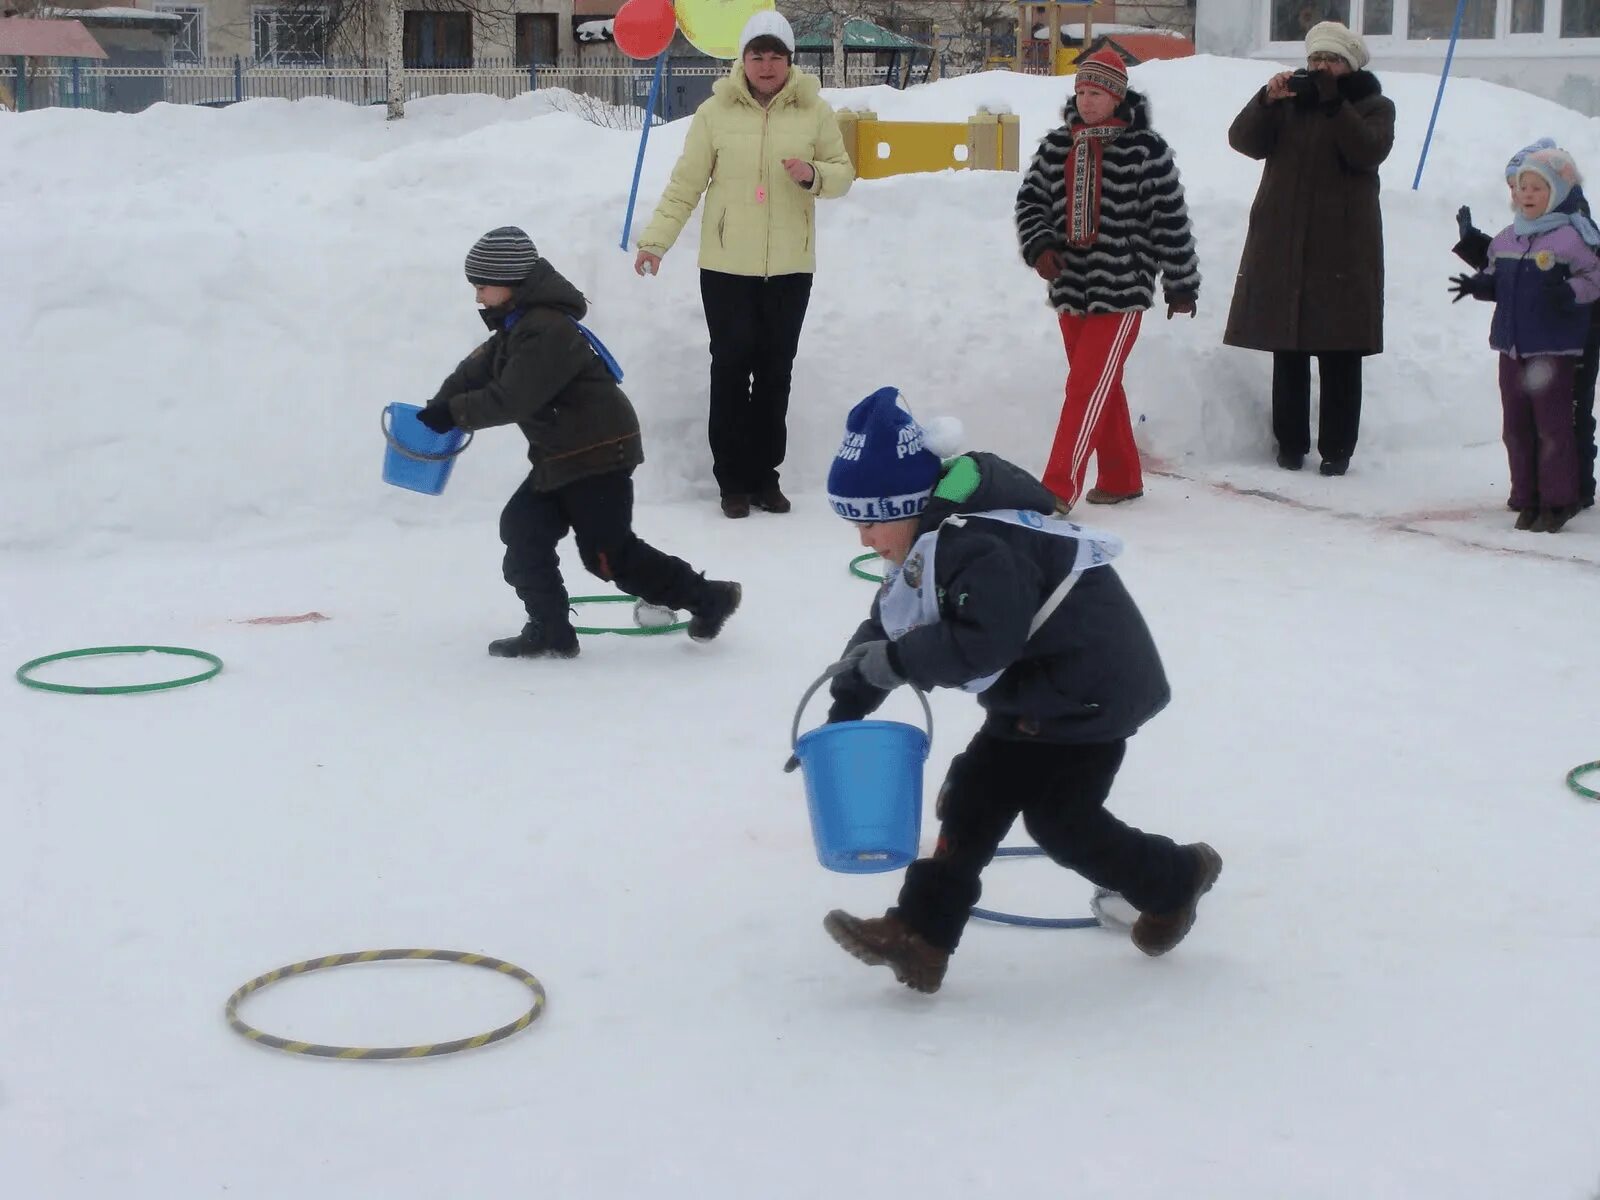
[1450, 146, 1600, 532]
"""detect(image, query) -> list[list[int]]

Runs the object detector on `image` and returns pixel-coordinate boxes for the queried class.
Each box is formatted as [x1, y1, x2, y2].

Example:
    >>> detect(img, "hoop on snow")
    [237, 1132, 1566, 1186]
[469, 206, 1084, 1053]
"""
[1565, 761, 1600, 800]
[15, 645, 224, 695]
[569, 594, 689, 636]
[968, 847, 1109, 931]
[849, 552, 885, 583]
[225, 948, 547, 1059]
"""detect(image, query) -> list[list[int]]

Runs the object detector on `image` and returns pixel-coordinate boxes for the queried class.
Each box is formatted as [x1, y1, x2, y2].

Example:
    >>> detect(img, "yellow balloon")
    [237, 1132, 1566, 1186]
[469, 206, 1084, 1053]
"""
[675, 0, 775, 61]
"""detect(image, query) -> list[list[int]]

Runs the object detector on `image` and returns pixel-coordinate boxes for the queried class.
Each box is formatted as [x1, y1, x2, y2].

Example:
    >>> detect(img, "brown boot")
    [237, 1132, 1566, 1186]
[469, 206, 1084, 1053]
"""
[751, 486, 791, 514]
[1085, 487, 1143, 505]
[720, 494, 751, 519]
[823, 910, 949, 994]
[1131, 843, 1223, 957]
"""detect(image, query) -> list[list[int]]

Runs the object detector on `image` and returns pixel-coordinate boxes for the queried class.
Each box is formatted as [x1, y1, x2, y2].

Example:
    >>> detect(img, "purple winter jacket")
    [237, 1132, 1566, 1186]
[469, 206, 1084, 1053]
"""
[1485, 223, 1600, 358]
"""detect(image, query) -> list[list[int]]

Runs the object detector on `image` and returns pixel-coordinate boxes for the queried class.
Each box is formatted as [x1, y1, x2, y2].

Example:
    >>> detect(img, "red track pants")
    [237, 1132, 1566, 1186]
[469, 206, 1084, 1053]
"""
[1042, 310, 1143, 507]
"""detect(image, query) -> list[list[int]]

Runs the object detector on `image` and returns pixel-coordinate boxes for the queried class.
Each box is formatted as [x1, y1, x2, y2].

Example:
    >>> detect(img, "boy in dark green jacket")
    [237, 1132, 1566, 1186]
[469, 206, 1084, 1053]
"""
[420, 227, 740, 656]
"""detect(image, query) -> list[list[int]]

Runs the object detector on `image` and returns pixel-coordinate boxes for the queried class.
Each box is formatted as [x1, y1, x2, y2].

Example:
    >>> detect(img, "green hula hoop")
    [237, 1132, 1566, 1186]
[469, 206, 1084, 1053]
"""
[569, 594, 688, 636]
[849, 552, 885, 583]
[16, 645, 223, 695]
[226, 948, 547, 1060]
[1565, 761, 1600, 800]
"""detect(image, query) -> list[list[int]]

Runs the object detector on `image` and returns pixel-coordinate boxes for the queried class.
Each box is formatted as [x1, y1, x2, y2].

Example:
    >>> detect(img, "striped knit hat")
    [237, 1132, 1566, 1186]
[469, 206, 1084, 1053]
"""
[464, 226, 540, 286]
[1074, 48, 1127, 101]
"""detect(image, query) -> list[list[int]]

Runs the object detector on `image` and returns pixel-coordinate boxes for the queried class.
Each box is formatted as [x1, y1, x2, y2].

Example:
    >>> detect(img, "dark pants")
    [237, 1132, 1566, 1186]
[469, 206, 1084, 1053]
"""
[890, 732, 1196, 953]
[1272, 351, 1363, 463]
[1499, 354, 1580, 511]
[699, 269, 813, 497]
[1575, 333, 1598, 506]
[499, 470, 706, 628]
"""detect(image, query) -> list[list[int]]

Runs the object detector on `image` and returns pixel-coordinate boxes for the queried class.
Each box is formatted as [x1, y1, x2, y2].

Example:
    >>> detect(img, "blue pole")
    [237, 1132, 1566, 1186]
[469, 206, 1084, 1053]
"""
[619, 51, 666, 251]
[1412, 0, 1468, 190]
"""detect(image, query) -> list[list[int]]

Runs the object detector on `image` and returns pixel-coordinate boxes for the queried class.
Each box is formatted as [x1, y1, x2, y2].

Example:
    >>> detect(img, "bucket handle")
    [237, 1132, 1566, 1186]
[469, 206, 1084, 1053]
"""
[791, 661, 933, 754]
[381, 406, 475, 462]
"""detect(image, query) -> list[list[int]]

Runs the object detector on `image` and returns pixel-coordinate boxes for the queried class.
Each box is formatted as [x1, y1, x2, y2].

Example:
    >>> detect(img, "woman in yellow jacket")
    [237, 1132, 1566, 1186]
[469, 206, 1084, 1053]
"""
[634, 11, 854, 519]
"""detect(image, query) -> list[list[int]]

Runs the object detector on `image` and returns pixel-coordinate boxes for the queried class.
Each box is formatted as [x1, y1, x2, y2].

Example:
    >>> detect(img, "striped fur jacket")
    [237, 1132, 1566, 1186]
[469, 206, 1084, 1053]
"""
[1015, 91, 1201, 315]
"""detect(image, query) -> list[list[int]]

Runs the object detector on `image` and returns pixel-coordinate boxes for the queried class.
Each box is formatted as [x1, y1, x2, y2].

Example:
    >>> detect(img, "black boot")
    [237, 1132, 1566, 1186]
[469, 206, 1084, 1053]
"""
[687, 580, 741, 642]
[1319, 458, 1349, 477]
[1275, 451, 1304, 471]
[487, 618, 579, 659]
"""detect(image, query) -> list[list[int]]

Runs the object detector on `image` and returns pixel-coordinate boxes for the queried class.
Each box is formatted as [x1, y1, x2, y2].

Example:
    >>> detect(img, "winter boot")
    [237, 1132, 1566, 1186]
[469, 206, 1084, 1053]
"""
[1130, 842, 1223, 957]
[686, 580, 741, 642]
[1514, 508, 1539, 531]
[1541, 504, 1577, 533]
[823, 910, 949, 994]
[720, 494, 751, 519]
[1319, 458, 1349, 477]
[1276, 451, 1305, 471]
[487, 619, 580, 659]
[1085, 487, 1143, 505]
[751, 486, 791, 514]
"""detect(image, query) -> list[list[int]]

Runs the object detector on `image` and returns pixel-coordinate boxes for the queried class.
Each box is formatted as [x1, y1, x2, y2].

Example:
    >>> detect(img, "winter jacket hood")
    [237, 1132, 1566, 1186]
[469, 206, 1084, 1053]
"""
[636, 62, 854, 278]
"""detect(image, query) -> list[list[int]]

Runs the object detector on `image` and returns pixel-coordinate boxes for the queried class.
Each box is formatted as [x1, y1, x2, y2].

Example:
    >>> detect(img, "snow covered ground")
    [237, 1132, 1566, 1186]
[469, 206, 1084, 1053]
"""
[4, 56, 1599, 1199]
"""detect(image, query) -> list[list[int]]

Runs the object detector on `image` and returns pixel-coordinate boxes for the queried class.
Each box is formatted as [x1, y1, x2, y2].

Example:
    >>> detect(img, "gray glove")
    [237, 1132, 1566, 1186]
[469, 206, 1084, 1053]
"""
[839, 640, 905, 692]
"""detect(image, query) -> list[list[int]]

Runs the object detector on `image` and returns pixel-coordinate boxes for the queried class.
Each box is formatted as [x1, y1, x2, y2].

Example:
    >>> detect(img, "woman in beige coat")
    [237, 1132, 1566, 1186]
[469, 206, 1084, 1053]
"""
[634, 11, 854, 518]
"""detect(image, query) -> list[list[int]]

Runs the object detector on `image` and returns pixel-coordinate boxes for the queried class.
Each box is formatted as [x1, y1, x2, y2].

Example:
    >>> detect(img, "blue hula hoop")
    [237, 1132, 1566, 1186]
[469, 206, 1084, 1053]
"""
[969, 846, 1102, 930]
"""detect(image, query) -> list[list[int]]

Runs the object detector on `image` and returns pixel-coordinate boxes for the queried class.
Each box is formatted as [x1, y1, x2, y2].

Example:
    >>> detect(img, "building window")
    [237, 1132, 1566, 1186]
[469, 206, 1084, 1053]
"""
[1270, 0, 1351, 42]
[155, 3, 206, 64]
[515, 13, 558, 66]
[1562, 0, 1600, 35]
[1363, 0, 1394, 35]
[252, 5, 328, 65]
[1408, 0, 1496, 38]
[404, 11, 473, 67]
[1511, 0, 1544, 32]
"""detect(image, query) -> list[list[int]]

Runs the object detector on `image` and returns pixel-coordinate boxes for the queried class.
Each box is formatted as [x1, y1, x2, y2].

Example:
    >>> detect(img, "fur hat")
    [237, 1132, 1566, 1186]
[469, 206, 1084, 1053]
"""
[826, 388, 961, 523]
[465, 226, 539, 286]
[1304, 21, 1369, 70]
[1516, 146, 1583, 213]
[738, 10, 795, 56]
[1074, 47, 1128, 100]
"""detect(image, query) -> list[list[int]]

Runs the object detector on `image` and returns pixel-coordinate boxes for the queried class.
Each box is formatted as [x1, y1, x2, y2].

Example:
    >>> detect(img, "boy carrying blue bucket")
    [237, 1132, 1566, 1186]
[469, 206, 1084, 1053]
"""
[815, 387, 1222, 994]
[418, 227, 742, 656]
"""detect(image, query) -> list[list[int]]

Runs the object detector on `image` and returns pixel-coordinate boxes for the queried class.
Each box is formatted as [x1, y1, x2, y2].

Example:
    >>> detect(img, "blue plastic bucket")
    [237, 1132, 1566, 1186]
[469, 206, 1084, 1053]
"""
[791, 667, 933, 874]
[381, 403, 472, 495]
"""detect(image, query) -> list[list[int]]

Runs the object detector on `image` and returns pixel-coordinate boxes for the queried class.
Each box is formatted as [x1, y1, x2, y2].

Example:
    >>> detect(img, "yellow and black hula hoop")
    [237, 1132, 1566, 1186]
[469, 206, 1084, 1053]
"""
[225, 949, 546, 1059]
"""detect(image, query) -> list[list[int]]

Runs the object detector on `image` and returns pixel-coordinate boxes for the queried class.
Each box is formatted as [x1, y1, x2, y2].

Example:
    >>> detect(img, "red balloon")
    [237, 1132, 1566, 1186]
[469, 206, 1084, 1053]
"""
[614, 0, 677, 60]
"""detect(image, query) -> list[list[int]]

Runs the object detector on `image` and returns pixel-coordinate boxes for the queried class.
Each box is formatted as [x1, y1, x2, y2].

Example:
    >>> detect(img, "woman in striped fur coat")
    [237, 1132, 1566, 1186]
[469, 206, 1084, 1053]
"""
[1014, 48, 1201, 509]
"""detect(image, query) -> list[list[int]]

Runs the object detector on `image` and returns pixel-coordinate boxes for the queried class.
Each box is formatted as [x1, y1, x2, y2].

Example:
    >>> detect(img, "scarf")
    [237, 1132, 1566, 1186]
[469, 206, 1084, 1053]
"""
[1065, 118, 1127, 248]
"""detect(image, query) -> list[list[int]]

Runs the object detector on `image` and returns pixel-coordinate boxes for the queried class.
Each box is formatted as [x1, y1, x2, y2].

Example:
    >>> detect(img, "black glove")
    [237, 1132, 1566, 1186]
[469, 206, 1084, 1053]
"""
[1455, 205, 1478, 242]
[416, 404, 456, 433]
[1545, 273, 1578, 313]
[1448, 272, 1495, 304]
[1314, 70, 1340, 103]
[838, 640, 905, 692]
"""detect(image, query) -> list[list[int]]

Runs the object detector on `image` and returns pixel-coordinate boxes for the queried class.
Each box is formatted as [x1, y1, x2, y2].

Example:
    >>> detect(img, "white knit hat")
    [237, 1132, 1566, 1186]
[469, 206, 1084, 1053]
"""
[1304, 21, 1369, 70]
[738, 10, 795, 56]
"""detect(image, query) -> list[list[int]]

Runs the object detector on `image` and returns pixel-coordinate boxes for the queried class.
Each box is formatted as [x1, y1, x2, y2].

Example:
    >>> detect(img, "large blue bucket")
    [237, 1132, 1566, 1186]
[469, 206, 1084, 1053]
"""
[381, 403, 472, 495]
[791, 666, 933, 874]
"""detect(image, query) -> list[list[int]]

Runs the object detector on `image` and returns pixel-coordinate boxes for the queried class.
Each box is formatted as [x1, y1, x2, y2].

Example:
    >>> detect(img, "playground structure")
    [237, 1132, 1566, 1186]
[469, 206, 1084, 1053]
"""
[834, 108, 1020, 181]
[991, 2, 1099, 76]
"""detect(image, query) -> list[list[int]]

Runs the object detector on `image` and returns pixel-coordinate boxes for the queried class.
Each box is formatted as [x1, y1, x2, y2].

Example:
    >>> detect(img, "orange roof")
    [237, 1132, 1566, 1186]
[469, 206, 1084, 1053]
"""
[1099, 34, 1194, 64]
[0, 17, 109, 59]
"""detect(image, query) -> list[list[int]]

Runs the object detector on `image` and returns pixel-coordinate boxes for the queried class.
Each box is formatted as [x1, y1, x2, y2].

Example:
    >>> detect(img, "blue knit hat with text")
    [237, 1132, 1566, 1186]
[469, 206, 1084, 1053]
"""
[827, 388, 949, 523]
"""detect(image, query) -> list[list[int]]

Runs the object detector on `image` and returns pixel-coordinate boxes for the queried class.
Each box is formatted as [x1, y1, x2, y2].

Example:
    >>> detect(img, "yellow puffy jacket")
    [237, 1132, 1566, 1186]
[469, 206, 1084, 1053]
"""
[637, 65, 854, 278]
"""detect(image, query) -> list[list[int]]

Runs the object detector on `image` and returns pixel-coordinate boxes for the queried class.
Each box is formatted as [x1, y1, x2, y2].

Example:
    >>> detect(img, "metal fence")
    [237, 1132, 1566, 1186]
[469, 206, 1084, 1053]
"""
[0, 55, 931, 117]
[0, 57, 734, 117]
